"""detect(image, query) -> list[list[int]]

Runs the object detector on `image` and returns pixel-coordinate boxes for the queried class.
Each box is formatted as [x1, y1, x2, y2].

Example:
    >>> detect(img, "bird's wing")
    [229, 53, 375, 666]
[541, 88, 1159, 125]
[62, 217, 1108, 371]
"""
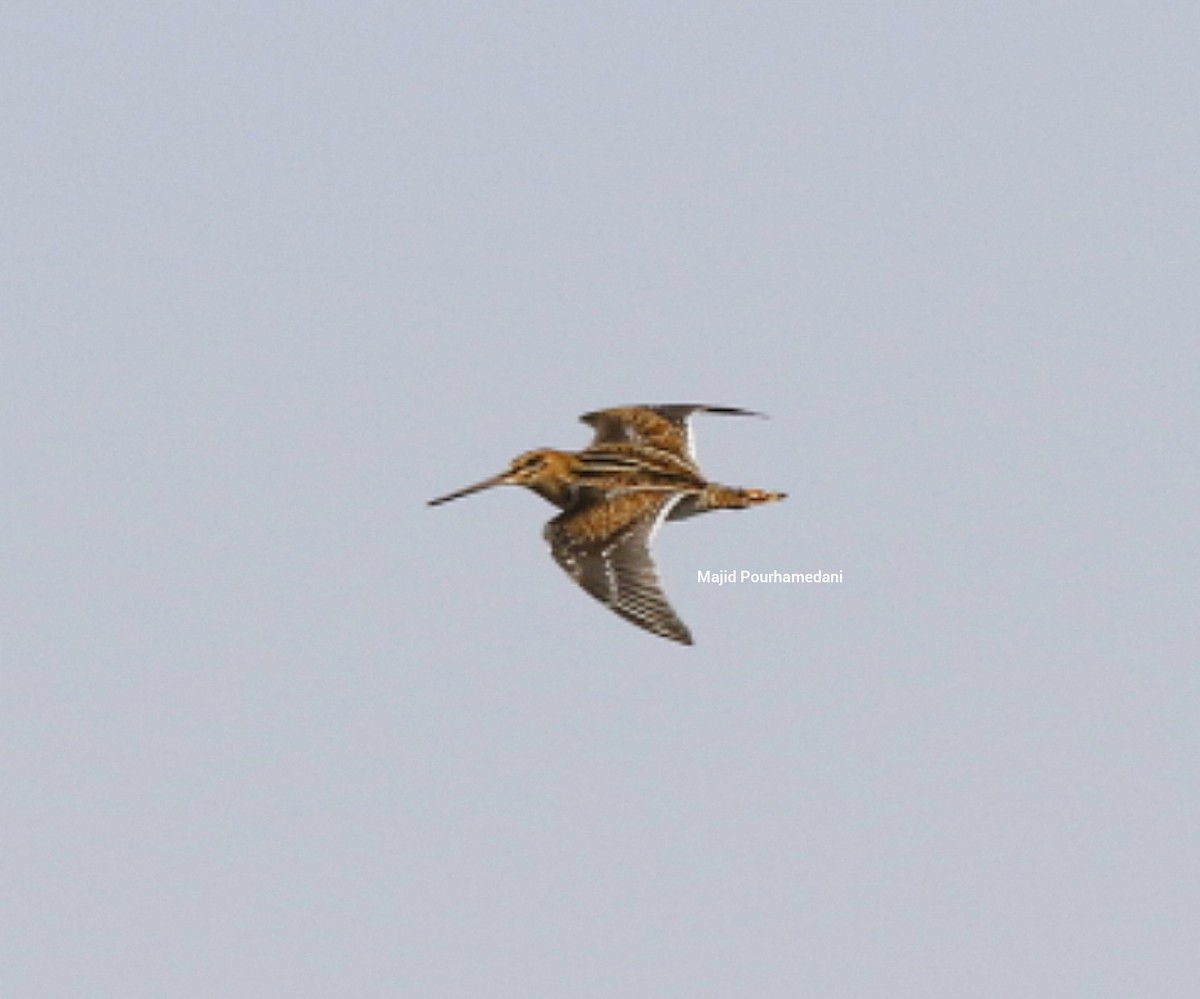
[544, 491, 692, 645]
[579, 404, 764, 461]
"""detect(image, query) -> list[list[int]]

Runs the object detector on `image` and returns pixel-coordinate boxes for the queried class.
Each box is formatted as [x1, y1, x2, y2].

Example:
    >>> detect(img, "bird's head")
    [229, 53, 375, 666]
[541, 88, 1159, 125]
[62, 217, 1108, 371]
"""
[428, 449, 573, 506]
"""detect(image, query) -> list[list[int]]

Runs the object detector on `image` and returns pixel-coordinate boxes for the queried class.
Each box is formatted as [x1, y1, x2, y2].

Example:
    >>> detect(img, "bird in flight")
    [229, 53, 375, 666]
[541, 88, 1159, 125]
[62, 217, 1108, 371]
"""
[428, 404, 786, 644]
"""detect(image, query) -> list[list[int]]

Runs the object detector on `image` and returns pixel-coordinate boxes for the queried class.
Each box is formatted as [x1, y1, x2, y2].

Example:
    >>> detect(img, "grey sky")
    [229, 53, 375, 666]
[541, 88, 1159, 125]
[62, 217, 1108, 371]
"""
[4, 4, 1197, 996]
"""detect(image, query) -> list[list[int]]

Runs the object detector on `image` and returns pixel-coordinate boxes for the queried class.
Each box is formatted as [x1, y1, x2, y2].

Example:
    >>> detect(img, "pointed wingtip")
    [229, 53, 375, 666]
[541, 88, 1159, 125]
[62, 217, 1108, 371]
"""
[660, 615, 694, 645]
[698, 405, 769, 419]
[652, 624, 693, 645]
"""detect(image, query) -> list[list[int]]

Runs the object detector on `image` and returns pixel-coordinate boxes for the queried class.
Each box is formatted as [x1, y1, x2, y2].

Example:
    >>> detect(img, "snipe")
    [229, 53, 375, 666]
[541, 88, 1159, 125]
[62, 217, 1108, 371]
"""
[428, 404, 786, 645]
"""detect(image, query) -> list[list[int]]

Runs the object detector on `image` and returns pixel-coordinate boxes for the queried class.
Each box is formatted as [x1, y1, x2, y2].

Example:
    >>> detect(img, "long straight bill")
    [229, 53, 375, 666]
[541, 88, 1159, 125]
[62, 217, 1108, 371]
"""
[427, 472, 509, 506]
